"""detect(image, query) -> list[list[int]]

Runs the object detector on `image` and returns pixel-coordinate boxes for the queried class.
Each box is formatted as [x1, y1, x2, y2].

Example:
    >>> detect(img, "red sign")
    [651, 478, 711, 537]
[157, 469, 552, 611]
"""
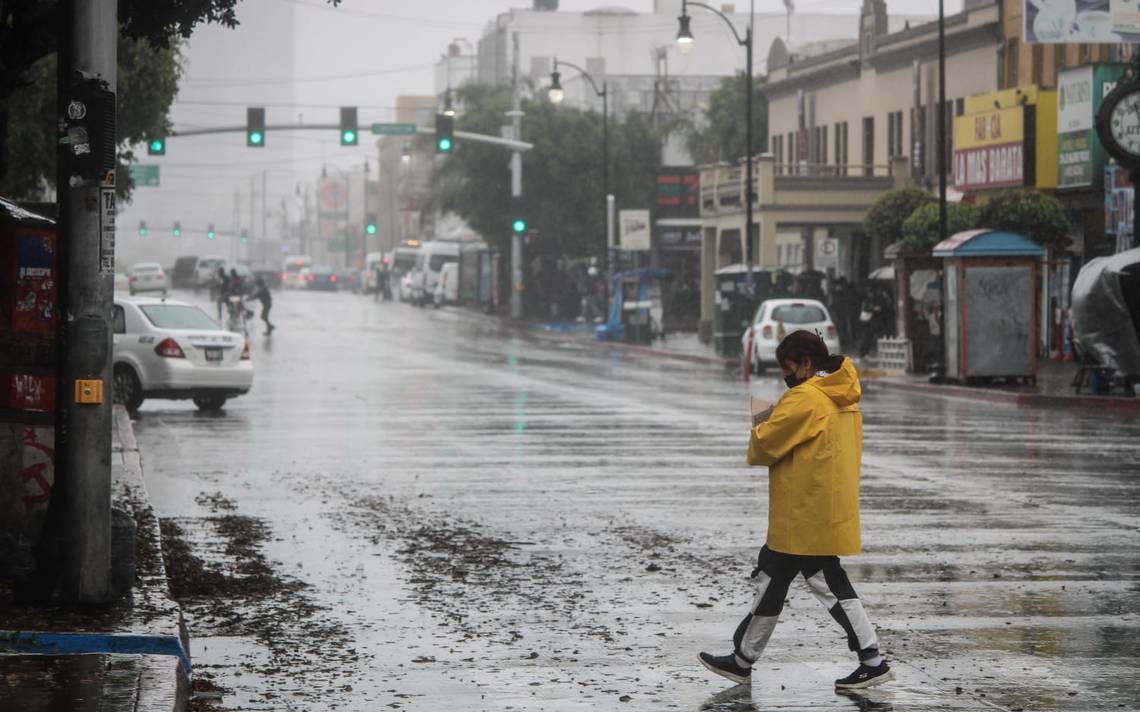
[953, 143, 1025, 191]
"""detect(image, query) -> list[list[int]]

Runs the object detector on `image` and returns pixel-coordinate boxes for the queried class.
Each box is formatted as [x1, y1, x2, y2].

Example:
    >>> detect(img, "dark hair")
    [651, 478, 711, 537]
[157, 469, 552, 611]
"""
[775, 330, 846, 373]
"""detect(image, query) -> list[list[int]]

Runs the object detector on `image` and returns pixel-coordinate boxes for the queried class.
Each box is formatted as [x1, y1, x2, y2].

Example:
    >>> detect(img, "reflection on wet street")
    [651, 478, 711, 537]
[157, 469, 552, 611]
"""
[134, 290, 1140, 711]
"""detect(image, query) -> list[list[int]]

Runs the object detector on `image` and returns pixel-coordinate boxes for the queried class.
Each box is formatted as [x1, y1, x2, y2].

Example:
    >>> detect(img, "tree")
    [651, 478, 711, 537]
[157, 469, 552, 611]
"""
[863, 187, 934, 247]
[0, 0, 340, 185]
[978, 190, 1070, 247]
[1, 35, 181, 201]
[902, 201, 980, 251]
[431, 85, 663, 261]
[685, 72, 767, 165]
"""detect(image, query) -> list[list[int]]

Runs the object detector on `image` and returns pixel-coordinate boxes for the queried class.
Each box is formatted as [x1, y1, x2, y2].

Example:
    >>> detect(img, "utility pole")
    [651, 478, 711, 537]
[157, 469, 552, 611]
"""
[509, 31, 524, 320]
[261, 170, 268, 265]
[56, 0, 116, 603]
[249, 175, 255, 262]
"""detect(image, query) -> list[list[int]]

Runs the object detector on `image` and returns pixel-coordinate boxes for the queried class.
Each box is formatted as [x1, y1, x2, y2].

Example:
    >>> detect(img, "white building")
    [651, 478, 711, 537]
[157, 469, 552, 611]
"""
[473, 0, 928, 118]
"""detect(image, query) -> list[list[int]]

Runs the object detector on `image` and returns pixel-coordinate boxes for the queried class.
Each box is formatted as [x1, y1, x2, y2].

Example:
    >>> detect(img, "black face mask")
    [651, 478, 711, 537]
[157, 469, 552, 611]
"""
[784, 373, 807, 389]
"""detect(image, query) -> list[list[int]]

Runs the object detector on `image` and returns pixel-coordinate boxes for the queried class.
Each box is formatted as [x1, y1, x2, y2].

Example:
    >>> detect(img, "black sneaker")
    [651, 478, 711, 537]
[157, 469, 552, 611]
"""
[698, 652, 751, 684]
[834, 661, 894, 689]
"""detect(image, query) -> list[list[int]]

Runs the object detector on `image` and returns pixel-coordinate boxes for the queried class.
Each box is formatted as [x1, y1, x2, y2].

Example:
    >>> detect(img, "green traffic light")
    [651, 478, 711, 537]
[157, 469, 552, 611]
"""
[366, 224, 377, 235]
[207, 231, 216, 240]
[249, 131, 263, 145]
[139, 228, 147, 237]
[150, 139, 163, 152]
[342, 130, 357, 144]
[173, 227, 181, 237]
[512, 219, 526, 234]
[437, 137, 452, 152]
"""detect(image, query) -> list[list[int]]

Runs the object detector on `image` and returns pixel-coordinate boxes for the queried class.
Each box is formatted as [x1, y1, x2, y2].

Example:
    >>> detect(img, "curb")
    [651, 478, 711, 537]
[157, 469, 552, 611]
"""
[866, 377, 1140, 412]
[111, 405, 192, 711]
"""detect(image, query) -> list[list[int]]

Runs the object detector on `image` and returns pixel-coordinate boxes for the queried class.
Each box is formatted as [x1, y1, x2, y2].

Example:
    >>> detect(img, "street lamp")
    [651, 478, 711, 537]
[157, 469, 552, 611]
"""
[676, 0, 755, 289]
[548, 57, 611, 307]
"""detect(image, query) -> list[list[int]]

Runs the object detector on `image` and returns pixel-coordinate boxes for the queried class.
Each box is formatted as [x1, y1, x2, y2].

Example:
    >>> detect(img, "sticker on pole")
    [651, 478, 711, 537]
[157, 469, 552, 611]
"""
[99, 187, 116, 275]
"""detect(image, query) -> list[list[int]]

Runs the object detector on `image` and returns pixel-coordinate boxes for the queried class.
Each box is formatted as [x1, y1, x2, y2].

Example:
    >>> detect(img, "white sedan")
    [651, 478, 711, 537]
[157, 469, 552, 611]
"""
[743, 298, 841, 373]
[112, 296, 253, 412]
[128, 262, 168, 295]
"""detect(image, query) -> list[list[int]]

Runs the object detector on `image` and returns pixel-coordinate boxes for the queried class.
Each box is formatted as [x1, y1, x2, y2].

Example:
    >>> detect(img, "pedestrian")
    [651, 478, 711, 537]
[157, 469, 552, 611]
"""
[698, 330, 894, 691]
[251, 276, 274, 334]
[214, 267, 229, 320]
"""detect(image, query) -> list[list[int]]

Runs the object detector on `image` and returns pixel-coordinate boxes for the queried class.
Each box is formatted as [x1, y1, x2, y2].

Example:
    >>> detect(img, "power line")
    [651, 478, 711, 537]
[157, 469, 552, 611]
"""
[182, 62, 435, 88]
[278, 0, 483, 30]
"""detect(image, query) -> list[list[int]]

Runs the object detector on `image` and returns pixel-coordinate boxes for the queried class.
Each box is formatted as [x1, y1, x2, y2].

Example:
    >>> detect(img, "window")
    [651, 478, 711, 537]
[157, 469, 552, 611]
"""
[140, 304, 221, 331]
[820, 125, 828, 165]
[429, 255, 457, 271]
[887, 111, 904, 158]
[1053, 45, 1065, 77]
[862, 116, 875, 175]
[771, 134, 782, 164]
[113, 305, 126, 335]
[1032, 44, 1044, 86]
[770, 304, 827, 324]
[835, 121, 849, 176]
[788, 131, 796, 164]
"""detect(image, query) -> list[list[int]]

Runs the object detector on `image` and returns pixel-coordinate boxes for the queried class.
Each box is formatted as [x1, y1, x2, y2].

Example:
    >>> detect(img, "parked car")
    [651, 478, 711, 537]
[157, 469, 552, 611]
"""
[433, 261, 460, 307]
[112, 296, 252, 412]
[194, 256, 227, 291]
[171, 255, 199, 288]
[127, 262, 168, 295]
[305, 265, 339, 291]
[282, 255, 312, 289]
[742, 298, 841, 373]
[411, 240, 460, 306]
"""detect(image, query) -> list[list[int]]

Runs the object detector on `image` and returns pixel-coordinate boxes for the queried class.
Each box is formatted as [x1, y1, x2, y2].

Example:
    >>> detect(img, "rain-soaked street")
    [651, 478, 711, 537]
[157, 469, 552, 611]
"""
[131, 289, 1140, 712]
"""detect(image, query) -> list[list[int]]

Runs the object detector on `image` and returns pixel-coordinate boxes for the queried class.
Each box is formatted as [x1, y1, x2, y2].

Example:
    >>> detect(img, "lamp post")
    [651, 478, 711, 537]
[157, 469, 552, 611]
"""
[549, 58, 611, 308]
[677, 0, 756, 290]
[937, 0, 947, 243]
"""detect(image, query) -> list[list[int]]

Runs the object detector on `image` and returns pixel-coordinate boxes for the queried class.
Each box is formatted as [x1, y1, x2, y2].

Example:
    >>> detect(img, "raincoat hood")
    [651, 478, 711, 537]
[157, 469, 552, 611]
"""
[806, 357, 861, 408]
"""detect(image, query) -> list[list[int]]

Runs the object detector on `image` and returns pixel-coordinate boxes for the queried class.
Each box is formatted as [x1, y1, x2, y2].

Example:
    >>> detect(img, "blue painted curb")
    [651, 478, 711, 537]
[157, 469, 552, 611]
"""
[0, 631, 192, 680]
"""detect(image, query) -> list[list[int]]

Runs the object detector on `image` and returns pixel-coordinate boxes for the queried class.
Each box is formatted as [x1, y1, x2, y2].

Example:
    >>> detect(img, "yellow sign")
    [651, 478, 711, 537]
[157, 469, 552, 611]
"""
[964, 86, 1043, 115]
[954, 106, 1026, 151]
[75, 379, 104, 404]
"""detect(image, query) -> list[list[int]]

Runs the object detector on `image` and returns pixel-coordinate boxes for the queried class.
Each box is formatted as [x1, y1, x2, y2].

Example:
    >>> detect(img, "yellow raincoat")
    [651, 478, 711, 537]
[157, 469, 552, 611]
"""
[747, 358, 863, 556]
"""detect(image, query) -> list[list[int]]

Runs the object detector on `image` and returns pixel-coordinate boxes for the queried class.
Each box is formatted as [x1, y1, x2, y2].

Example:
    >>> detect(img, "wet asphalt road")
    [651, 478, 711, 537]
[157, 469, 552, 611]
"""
[132, 289, 1140, 712]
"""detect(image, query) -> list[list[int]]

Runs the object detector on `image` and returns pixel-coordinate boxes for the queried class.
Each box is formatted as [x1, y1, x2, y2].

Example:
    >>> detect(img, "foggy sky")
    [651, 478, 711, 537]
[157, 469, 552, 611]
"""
[117, 0, 961, 268]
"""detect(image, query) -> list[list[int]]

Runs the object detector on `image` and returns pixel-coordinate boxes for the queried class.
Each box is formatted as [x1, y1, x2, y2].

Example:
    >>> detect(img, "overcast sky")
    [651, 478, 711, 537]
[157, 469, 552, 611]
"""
[118, 0, 959, 266]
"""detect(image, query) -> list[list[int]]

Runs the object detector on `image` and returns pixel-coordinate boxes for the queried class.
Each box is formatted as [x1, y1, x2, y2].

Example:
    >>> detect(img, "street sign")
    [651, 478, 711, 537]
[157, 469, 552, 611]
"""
[619, 210, 651, 251]
[371, 123, 417, 136]
[129, 164, 160, 187]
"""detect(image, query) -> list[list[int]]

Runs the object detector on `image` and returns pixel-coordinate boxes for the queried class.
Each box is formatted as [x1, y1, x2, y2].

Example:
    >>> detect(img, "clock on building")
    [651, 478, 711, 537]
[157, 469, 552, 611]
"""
[1097, 81, 1140, 164]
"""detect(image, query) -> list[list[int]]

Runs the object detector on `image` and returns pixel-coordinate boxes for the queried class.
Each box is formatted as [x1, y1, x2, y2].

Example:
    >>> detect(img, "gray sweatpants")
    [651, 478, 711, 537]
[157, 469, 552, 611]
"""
[733, 546, 882, 668]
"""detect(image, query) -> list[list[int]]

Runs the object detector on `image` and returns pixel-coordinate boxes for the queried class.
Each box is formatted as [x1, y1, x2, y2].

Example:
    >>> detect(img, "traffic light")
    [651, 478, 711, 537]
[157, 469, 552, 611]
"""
[512, 217, 527, 234]
[365, 213, 377, 235]
[247, 107, 266, 147]
[173, 220, 181, 237]
[207, 223, 217, 240]
[340, 107, 358, 146]
[138, 220, 147, 237]
[147, 137, 166, 156]
[240, 229, 249, 245]
[435, 113, 454, 154]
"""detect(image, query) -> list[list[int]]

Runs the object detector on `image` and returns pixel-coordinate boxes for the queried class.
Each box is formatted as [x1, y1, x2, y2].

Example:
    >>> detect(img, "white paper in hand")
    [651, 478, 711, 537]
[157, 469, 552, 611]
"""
[751, 397, 775, 427]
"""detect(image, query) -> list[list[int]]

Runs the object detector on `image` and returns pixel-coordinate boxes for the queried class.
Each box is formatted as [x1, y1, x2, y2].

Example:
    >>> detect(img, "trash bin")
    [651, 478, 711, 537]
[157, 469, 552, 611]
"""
[713, 265, 772, 359]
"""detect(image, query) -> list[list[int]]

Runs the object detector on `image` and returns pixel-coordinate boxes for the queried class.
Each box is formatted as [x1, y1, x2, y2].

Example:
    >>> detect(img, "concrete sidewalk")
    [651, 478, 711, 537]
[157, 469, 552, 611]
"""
[0, 407, 189, 712]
